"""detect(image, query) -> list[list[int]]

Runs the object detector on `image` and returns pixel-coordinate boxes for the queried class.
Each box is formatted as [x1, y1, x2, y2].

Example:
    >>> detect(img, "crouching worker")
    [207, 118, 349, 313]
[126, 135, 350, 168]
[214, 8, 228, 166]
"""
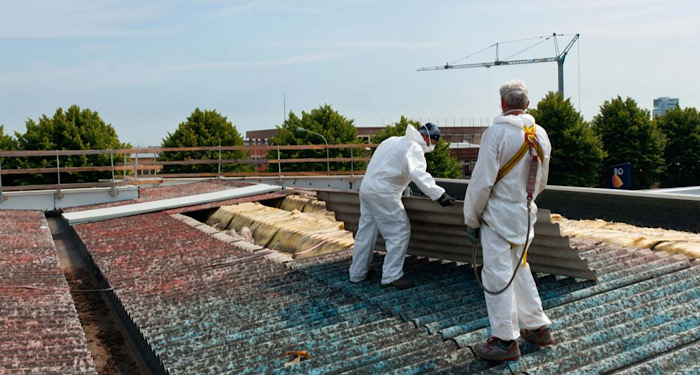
[349, 122, 455, 289]
[463, 80, 554, 361]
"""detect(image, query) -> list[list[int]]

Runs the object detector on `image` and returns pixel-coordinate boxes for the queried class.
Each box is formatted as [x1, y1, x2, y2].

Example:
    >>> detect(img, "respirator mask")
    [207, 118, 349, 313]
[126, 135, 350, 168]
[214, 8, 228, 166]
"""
[420, 123, 438, 153]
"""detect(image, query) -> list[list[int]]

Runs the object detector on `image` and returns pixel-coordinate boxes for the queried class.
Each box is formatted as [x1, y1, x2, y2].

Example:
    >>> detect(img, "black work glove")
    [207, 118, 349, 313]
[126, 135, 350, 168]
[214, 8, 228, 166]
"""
[437, 193, 455, 207]
[467, 226, 481, 245]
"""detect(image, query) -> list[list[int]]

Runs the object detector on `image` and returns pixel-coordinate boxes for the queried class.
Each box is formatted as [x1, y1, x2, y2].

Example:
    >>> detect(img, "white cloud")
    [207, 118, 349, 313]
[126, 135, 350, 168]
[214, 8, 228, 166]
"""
[0, 52, 344, 91]
[210, 0, 322, 16]
[163, 52, 344, 71]
[0, 0, 179, 39]
[262, 40, 455, 51]
[545, 0, 700, 39]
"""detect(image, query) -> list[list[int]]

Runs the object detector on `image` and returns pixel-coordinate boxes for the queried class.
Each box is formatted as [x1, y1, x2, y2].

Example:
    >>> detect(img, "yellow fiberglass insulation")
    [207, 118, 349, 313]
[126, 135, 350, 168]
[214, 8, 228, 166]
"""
[279, 194, 335, 220]
[205, 205, 238, 229]
[208, 199, 354, 257]
[279, 194, 309, 212]
[294, 230, 354, 259]
[267, 213, 352, 258]
[226, 202, 277, 231]
[300, 198, 327, 213]
[552, 214, 700, 259]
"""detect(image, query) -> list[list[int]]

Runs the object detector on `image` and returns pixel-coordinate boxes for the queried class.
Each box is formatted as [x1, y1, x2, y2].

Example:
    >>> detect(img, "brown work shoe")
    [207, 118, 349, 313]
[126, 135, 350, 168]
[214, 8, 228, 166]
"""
[473, 337, 521, 362]
[381, 276, 415, 289]
[350, 268, 376, 284]
[520, 326, 555, 346]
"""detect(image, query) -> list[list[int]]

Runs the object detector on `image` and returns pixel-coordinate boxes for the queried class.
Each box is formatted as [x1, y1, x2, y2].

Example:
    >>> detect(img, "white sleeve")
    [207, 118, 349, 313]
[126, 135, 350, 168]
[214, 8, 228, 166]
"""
[537, 127, 551, 195]
[463, 128, 500, 228]
[406, 145, 445, 200]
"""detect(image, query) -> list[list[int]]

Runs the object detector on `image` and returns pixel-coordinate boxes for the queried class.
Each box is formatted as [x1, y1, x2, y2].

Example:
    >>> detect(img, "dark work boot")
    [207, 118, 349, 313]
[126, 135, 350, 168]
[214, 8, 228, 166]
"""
[520, 326, 555, 346]
[350, 268, 376, 284]
[473, 337, 521, 362]
[381, 276, 415, 289]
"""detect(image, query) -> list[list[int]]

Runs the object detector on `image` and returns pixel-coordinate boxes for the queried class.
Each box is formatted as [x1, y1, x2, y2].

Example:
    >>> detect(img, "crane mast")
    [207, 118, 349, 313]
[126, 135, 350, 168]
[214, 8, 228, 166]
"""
[418, 33, 579, 96]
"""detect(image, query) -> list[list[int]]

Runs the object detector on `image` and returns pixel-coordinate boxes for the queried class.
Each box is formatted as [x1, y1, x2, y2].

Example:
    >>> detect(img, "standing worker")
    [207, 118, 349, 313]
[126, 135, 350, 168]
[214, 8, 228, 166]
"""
[349, 123, 455, 289]
[463, 80, 554, 361]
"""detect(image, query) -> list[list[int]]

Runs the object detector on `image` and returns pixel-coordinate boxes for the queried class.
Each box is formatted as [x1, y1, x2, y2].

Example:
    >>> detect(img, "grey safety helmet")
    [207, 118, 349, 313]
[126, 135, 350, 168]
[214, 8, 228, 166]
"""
[419, 122, 441, 142]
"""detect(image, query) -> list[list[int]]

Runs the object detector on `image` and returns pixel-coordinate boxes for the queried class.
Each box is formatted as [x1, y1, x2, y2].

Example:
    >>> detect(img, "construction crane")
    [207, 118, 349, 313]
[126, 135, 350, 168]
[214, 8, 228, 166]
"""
[418, 33, 579, 96]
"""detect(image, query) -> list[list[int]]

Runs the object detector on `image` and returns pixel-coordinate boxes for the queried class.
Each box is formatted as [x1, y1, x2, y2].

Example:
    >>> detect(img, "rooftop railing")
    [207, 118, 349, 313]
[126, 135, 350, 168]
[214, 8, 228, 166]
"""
[0, 144, 377, 200]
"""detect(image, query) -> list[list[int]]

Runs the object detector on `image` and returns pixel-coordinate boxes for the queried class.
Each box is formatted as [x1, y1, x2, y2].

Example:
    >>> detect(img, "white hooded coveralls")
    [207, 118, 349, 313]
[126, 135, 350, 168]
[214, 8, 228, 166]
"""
[463, 114, 552, 341]
[349, 126, 445, 284]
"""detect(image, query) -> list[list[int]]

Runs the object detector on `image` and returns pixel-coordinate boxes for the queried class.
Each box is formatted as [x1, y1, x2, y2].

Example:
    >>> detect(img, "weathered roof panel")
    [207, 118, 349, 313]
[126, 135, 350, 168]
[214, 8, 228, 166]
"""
[70, 203, 700, 374]
[317, 190, 597, 280]
[0, 210, 97, 375]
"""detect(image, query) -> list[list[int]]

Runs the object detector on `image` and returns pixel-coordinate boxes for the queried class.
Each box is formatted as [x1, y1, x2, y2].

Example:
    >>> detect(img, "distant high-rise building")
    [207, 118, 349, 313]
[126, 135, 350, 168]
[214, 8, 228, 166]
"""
[653, 97, 679, 117]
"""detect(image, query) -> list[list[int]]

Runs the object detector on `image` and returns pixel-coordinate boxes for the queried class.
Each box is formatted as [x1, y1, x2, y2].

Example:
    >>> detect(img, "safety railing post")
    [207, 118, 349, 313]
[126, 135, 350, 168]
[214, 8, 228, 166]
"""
[134, 153, 139, 180]
[110, 150, 118, 197]
[55, 150, 63, 200]
[0, 157, 4, 202]
[277, 146, 281, 180]
[350, 146, 354, 177]
[218, 144, 222, 179]
[123, 153, 127, 180]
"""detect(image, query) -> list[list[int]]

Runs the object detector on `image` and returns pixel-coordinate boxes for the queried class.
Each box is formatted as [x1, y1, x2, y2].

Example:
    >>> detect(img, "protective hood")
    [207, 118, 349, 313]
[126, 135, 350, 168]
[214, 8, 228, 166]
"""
[493, 113, 536, 129]
[405, 125, 432, 153]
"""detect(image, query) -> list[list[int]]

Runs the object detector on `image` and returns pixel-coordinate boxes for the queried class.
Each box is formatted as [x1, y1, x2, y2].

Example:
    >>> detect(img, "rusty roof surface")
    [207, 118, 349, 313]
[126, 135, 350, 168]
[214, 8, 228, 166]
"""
[71, 203, 700, 374]
[0, 210, 97, 375]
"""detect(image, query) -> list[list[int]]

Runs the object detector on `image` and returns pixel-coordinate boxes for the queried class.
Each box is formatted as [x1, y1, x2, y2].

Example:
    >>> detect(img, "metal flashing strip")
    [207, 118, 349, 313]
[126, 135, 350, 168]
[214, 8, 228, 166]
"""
[63, 183, 282, 225]
[0, 186, 140, 211]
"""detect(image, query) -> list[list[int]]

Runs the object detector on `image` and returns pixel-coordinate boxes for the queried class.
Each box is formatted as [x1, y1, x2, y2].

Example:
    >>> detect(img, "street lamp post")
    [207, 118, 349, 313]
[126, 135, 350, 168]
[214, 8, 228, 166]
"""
[296, 127, 329, 174]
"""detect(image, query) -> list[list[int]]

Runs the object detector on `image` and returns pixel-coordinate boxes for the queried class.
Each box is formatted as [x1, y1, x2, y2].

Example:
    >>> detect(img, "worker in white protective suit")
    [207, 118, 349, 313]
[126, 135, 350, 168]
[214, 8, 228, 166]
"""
[463, 80, 554, 361]
[349, 123, 455, 289]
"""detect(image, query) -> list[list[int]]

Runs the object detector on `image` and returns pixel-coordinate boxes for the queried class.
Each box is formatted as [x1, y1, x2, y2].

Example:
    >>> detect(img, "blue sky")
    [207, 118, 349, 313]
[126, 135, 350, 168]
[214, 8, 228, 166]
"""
[1, 0, 698, 146]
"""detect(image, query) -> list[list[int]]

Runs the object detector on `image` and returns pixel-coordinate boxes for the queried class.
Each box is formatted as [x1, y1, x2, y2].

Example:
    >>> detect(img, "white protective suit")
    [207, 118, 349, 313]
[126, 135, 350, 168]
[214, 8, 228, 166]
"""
[463, 113, 552, 341]
[349, 126, 445, 284]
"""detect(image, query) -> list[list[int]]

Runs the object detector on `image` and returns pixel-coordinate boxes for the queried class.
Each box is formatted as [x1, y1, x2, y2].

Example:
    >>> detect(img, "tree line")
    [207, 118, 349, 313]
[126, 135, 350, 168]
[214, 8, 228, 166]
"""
[532, 93, 698, 189]
[1, 94, 698, 189]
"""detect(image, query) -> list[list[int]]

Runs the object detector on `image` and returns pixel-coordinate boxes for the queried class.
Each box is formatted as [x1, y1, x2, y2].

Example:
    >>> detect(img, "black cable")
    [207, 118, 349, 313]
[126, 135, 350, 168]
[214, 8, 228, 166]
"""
[503, 37, 552, 61]
[472, 197, 532, 295]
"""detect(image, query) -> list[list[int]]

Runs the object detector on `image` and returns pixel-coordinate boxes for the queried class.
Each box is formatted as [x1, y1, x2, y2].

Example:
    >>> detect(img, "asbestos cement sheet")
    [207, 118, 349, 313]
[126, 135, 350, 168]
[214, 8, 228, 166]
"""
[63, 183, 282, 225]
[317, 190, 597, 280]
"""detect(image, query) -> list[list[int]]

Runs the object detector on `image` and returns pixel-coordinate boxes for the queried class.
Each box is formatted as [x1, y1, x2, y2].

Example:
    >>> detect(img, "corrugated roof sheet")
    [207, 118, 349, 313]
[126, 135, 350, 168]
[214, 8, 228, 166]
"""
[70, 205, 700, 374]
[317, 190, 597, 280]
[0, 210, 97, 375]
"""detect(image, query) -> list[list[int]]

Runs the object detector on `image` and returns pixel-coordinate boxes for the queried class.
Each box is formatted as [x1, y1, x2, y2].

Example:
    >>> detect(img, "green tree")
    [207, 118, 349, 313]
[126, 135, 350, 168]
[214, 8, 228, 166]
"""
[160, 108, 251, 174]
[15, 105, 129, 185]
[372, 116, 462, 179]
[529, 92, 606, 187]
[654, 107, 700, 187]
[267, 104, 365, 172]
[0, 125, 19, 185]
[592, 96, 666, 189]
[0, 125, 17, 150]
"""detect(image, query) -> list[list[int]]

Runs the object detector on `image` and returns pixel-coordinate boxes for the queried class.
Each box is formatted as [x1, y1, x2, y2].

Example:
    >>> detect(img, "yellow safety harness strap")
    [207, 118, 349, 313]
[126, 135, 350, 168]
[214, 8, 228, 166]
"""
[508, 241, 528, 268]
[495, 124, 543, 184]
[496, 142, 529, 183]
[496, 124, 543, 267]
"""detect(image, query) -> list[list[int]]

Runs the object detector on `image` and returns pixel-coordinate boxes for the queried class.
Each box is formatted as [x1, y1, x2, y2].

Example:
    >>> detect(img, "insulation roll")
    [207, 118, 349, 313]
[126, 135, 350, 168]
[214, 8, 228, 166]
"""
[552, 214, 700, 259]
[207, 197, 354, 257]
